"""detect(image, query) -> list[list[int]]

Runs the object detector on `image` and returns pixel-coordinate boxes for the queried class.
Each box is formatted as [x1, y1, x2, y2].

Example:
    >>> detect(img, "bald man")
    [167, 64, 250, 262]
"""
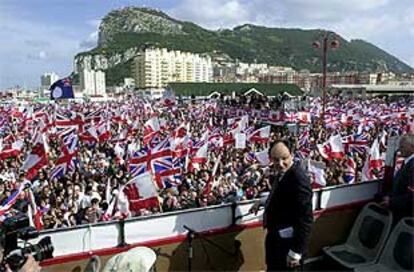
[382, 134, 414, 221]
[250, 141, 313, 271]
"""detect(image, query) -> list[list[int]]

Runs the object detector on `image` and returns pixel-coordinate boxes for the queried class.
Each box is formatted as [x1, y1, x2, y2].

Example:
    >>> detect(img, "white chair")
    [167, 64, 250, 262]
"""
[323, 203, 393, 269]
[355, 217, 414, 272]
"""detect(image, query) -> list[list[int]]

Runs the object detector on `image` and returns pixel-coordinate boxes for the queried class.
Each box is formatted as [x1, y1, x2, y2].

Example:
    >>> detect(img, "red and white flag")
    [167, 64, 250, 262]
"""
[329, 134, 345, 159]
[96, 121, 111, 142]
[369, 138, 384, 169]
[317, 135, 344, 160]
[123, 173, 160, 213]
[308, 161, 326, 189]
[248, 126, 270, 143]
[191, 142, 208, 164]
[21, 132, 48, 180]
[143, 117, 160, 145]
[362, 139, 385, 181]
[269, 111, 282, 123]
[0, 139, 24, 160]
[297, 111, 311, 124]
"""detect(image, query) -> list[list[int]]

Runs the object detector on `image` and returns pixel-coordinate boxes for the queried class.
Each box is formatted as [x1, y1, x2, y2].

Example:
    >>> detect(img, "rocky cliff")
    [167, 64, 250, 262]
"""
[74, 7, 413, 85]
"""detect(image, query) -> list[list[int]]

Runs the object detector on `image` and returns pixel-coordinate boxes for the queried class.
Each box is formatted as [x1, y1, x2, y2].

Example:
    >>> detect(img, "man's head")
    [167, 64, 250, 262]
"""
[270, 141, 294, 173]
[398, 134, 414, 157]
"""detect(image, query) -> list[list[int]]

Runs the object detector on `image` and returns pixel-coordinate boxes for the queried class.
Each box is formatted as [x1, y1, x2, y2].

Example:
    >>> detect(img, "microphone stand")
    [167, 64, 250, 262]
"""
[184, 225, 195, 272]
[183, 225, 237, 272]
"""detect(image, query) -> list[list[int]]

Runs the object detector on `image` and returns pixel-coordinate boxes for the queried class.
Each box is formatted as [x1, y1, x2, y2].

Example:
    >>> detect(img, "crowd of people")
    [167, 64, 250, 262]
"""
[0, 93, 412, 230]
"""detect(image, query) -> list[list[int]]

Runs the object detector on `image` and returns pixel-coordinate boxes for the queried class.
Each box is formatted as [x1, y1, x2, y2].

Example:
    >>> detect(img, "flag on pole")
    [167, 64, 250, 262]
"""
[50, 78, 74, 100]
[248, 126, 270, 143]
[307, 161, 326, 189]
[123, 173, 160, 213]
[21, 132, 48, 180]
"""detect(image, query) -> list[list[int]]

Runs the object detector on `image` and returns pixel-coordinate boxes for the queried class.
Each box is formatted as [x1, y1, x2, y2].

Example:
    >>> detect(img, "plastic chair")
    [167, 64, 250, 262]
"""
[323, 202, 393, 269]
[355, 217, 414, 272]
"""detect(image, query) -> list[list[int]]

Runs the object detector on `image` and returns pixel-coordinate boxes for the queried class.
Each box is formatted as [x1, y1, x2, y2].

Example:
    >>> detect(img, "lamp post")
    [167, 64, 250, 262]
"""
[312, 32, 340, 124]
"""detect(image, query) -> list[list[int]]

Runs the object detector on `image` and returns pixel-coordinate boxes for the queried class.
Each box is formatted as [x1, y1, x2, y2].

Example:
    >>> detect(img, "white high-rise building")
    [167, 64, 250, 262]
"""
[80, 69, 106, 96]
[132, 47, 213, 89]
[40, 72, 59, 88]
[94, 70, 106, 96]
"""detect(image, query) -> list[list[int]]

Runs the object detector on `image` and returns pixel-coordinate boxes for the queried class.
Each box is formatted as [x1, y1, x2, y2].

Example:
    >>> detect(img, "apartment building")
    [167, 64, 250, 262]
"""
[80, 69, 106, 96]
[40, 72, 59, 89]
[132, 47, 213, 89]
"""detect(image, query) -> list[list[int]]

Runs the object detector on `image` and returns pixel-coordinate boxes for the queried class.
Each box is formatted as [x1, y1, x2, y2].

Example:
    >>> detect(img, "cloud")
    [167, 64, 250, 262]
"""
[169, 0, 390, 29]
[169, 0, 251, 29]
[26, 50, 47, 60]
[39, 51, 47, 59]
[78, 19, 101, 50]
[168, 0, 413, 67]
[330, 14, 400, 41]
[24, 40, 51, 48]
[0, 16, 78, 88]
[0, 7, 96, 88]
[86, 19, 101, 28]
[79, 30, 99, 50]
[277, 0, 389, 22]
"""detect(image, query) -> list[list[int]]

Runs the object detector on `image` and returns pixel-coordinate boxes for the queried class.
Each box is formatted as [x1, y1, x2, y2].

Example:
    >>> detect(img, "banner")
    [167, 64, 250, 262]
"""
[235, 133, 246, 149]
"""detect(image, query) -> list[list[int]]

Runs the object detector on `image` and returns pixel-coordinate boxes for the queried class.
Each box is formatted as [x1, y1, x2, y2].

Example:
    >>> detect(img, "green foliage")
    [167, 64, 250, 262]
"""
[106, 60, 132, 86]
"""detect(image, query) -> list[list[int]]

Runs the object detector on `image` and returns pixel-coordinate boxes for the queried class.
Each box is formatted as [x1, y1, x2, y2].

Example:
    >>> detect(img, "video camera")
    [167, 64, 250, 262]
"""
[1, 213, 54, 272]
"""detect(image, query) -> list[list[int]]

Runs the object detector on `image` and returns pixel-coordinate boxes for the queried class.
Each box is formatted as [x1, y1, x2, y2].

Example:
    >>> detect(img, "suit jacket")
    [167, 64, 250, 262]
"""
[391, 157, 414, 219]
[263, 162, 313, 254]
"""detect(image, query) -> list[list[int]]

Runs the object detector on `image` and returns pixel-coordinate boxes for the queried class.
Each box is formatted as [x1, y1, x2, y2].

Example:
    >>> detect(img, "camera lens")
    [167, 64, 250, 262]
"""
[21, 236, 54, 262]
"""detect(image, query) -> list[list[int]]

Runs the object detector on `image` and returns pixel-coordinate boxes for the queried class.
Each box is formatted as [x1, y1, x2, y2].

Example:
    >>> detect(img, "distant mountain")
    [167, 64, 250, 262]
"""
[75, 7, 413, 86]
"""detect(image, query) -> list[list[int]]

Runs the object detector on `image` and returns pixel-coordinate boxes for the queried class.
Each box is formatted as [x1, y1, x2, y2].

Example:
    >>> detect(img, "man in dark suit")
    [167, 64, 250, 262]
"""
[250, 141, 313, 271]
[382, 134, 414, 221]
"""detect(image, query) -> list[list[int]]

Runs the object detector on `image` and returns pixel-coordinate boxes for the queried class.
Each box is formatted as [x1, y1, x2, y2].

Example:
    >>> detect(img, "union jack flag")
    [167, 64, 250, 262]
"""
[284, 112, 297, 123]
[208, 127, 222, 148]
[128, 138, 172, 177]
[50, 134, 78, 180]
[128, 148, 151, 177]
[244, 152, 256, 164]
[0, 180, 30, 217]
[324, 115, 340, 129]
[295, 147, 311, 161]
[54, 113, 82, 140]
[344, 156, 356, 183]
[55, 112, 83, 129]
[84, 109, 103, 124]
[342, 134, 369, 155]
[155, 166, 182, 189]
[299, 129, 310, 147]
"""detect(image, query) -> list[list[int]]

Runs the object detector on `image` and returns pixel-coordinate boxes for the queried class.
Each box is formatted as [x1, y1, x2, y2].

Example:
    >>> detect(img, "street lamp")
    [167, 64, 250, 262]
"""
[312, 32, 340, 124]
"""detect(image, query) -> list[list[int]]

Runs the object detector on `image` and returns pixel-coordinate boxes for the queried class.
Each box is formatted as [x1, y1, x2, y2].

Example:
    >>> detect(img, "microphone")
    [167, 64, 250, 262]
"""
[183, 225, 196, 233]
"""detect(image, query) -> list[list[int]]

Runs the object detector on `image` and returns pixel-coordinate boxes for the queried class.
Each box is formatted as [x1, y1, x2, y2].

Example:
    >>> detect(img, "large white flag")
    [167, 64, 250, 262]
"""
[21, 132, 48, 180]
[329, 134, 344, 159]
[307, 160, 326, 188]
[123, 173, 160, 213]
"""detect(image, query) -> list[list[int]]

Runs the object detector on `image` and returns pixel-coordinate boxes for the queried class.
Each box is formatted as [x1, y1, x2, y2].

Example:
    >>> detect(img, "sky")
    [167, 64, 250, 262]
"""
[0, 0, 413, 89]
